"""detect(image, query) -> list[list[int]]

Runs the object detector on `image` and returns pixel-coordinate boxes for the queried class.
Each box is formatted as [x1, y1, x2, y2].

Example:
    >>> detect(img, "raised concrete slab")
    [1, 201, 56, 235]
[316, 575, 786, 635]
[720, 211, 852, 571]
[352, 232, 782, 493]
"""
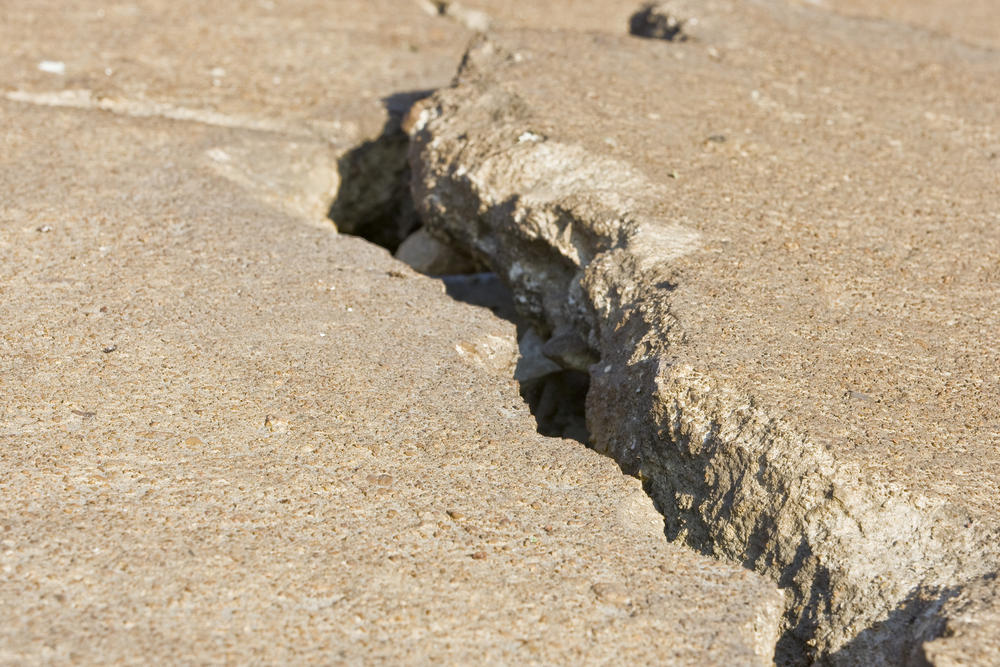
[0, 92, 783, 666]
[408, 1, 1000, 664]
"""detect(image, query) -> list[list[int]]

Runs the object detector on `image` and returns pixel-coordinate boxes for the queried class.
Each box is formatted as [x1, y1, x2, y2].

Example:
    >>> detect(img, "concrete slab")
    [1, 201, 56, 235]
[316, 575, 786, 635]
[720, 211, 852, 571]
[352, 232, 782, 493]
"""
[408, 2, 1000, 664]
[784, 0, 1000, 50]
[0, 0, 479, 244]
[420, 0, 1000, 50]
[426, 0, 642, 34]
[0, 0, 475, 146]
[0, 97, 784, 664]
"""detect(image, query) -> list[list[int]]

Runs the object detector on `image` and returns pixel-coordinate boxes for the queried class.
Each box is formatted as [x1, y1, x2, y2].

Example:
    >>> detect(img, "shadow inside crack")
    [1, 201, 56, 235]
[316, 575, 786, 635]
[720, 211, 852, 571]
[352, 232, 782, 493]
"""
[328, 90, 433, 253]
[329, 92, 591, 446]
[824, 584, 962, 667]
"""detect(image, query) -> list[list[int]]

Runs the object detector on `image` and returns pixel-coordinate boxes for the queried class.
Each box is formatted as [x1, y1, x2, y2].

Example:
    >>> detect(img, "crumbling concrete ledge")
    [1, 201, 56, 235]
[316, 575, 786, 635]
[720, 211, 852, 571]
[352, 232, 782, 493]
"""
[409, 3, 1000, 664]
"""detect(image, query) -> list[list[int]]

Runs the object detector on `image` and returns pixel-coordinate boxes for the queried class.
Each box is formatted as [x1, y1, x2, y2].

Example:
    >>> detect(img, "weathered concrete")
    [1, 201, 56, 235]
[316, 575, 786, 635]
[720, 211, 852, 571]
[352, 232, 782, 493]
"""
[0, 94, 786, 665]
[421, 0, 1000, 49]
[0, 0, 476, 143]
[7, 0, 1000, 664]
[409, 2, 1000, 664]
[0, 0, 480, 241]
[922, 573, 1000, 667]
[784, 0, 1000, 50]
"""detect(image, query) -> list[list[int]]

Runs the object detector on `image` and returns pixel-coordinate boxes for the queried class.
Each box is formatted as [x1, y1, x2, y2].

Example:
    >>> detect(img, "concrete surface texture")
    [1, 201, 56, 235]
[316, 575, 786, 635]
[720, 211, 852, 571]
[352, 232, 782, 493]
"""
[0, 0, 479, 231]
[922, 574, 1000, 667]
[408, 1, 1000, 664]
[0, 98, 784, 666]
[3, 0, 999, 665]
[783, 0, 1000, 50]
[423, 0, 1000, 49]
[0, 0, 790, 662]
[0, 0, 472, 144]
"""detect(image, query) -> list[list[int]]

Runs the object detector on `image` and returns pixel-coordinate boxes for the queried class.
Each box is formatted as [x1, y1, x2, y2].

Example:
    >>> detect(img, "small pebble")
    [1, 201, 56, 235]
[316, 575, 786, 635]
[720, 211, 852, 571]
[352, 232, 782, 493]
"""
[38, 61, 65, 75]
[472, 551, 487, 560]
[366, 474, 393, 487]
[592, 582, 630, 604]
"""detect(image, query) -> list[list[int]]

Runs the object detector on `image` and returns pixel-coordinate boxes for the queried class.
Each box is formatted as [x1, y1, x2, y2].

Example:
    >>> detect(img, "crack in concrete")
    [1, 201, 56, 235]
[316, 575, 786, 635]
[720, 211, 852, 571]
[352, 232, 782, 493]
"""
[328, 92, 592, 446]
[403, 33, 1000, 666]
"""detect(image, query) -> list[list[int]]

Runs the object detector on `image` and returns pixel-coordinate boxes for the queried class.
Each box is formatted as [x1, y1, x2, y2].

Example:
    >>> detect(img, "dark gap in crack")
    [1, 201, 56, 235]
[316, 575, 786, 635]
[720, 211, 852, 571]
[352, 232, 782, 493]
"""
[328, 93, 591, 446]
[519, 369, 590, 444]
[327, 90, 433, 253]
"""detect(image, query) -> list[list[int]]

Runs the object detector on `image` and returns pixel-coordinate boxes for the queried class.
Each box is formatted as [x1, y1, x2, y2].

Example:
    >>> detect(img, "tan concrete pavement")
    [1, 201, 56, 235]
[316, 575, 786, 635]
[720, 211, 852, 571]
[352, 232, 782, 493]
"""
[0, 0, 475, 146]
[4, 0, 999, 664]
[0, 88, 782, 666]
[785, 0, 1000, 50]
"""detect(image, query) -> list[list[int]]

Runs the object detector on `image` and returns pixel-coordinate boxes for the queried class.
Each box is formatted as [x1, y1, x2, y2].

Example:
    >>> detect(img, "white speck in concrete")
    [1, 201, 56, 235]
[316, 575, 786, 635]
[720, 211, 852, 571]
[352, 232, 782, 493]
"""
[206, 148, 231, 163]
[38, 61, 65, 75]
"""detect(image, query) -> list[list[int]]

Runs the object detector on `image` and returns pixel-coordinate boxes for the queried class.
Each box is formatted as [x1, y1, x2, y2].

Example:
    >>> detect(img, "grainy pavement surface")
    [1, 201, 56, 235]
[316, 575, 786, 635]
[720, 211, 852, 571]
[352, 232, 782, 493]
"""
[0, 1, 785, 665]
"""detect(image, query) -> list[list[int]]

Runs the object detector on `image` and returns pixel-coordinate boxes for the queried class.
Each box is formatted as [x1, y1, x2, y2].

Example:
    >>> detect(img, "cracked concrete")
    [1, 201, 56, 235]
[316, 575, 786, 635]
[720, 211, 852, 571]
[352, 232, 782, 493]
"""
[408, 3, 1000, 664]
[920, 574, 1000, 666]
[5, 0, 1000, 664]
[0, 91, 783, 667]
[0, 1, 787, 665]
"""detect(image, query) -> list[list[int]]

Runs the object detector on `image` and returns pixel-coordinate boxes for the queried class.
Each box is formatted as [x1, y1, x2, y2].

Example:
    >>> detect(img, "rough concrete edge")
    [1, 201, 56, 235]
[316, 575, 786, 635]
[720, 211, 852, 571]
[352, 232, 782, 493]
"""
[407, 33, 1000, 667]
[916, 572, 1000, 667]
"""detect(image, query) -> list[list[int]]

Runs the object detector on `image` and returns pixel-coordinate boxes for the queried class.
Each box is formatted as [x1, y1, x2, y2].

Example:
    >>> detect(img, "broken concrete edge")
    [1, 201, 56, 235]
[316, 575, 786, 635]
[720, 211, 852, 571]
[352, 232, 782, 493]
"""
[919, 572, 1000, 667]
[331, 86, 495, 265]
[406, 32, 1000, 665]
[2, 93, 789, 665]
